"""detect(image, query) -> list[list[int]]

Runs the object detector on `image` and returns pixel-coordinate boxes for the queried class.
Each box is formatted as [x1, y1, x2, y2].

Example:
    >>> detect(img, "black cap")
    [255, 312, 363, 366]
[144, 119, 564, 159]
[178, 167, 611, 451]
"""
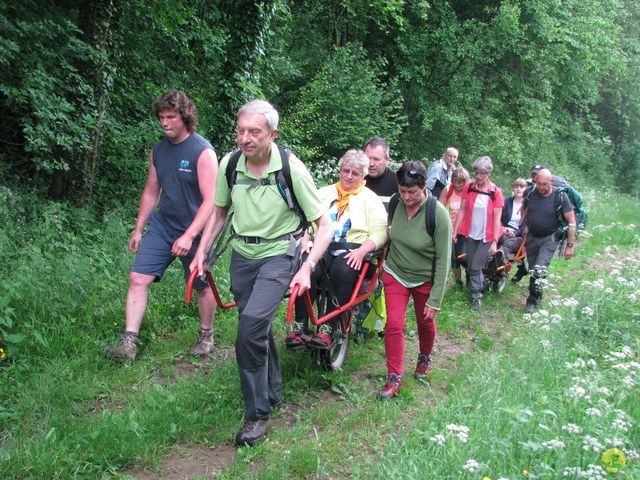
[531, 164, 545, 174]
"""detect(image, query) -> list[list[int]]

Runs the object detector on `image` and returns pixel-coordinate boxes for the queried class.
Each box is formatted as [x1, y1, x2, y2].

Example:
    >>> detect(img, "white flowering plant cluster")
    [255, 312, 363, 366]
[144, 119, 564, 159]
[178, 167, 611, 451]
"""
[306, 157, 340, 188]
[377, 243, 640, 479]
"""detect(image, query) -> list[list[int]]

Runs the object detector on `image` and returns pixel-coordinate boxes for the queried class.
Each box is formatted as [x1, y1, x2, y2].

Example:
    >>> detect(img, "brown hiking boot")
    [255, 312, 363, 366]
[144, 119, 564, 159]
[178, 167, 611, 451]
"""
[105, 333, 140, 361]
[413, 353, 432, 379]
[187, 328, 214, 356]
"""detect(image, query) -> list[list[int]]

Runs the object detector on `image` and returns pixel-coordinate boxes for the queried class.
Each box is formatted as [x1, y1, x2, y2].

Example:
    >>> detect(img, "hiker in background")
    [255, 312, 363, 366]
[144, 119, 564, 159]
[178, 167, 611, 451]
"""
[498, 177, 528, 283]
[379, 161, 451, 399]
[104, 89, 218, 362]
[286, 148, 387, 350]
[439, 167, 470, 288]
[521, 168, 576, 313]
[528, 163, 545, 186]
[452, 156, 504, 310]
[427, 147, 459, 199]
[191, 99, 332, 447]
[363, 137, 398, 207]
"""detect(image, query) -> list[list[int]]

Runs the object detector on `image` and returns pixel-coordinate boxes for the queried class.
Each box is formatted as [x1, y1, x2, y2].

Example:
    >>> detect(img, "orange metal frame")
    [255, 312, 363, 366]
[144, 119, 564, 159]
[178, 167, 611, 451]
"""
[185, 254, 385, 332]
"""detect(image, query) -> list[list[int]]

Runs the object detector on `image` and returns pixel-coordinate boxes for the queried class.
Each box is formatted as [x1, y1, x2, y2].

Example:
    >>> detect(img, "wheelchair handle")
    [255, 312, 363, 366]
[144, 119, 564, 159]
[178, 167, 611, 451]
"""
[286, 284, 316, 325]
[185, 268, 236, 309]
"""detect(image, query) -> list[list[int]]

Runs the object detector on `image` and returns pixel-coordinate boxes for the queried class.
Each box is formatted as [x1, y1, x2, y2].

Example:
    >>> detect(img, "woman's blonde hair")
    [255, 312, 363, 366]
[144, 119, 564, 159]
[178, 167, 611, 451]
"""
[513, 177, 527, 187]
[452, 167, 470, 183]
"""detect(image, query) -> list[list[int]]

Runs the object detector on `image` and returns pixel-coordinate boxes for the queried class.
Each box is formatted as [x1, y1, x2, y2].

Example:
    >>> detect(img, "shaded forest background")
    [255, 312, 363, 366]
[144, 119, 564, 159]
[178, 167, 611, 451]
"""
[1, 0, 639, 213]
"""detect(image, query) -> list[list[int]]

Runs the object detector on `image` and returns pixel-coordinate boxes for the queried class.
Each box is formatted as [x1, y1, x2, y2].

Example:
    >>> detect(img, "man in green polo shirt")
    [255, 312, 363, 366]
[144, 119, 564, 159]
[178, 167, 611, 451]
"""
[192, 99, 332, 447]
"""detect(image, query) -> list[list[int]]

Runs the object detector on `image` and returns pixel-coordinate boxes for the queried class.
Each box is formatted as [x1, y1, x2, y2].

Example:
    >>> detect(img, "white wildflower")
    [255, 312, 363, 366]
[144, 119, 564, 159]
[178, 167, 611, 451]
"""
[563, 297, 580, 308]
[622, 375, 635, 387]
[446, 424, 469, 443]
[581, 306, 594, 316]
[597, 386, 613, 396]
[462, 459, 479, 472]
[550, 314, 563, 324]
[429, 434, 446, 446]
[541, 438, 566, 450]
[566, 358, 587, 369]
[626, 449, 640, 462]
[563, 464, 607, 479]
[604, 437, 626, 448]
[585, 407, 602, 417]
[583, 435, 604, 452]
[611, 418, 630, 432]
[561, 423, 582, 434]
[568, 385, 588, 399]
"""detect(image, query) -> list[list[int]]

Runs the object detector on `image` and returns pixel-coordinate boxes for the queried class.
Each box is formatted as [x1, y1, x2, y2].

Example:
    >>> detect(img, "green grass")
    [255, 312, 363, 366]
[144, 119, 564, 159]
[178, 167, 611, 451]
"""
[1, 187, 639, 479]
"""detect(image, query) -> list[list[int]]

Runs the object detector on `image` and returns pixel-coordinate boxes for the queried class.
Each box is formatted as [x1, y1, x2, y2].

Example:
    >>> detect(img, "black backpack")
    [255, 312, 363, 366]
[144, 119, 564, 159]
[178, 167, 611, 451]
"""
[224, 145, 308, 231]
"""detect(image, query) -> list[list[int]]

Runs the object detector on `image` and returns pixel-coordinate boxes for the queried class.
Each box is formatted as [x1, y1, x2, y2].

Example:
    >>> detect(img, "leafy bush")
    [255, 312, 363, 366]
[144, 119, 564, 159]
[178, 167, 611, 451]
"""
[281, 43, 407, 162]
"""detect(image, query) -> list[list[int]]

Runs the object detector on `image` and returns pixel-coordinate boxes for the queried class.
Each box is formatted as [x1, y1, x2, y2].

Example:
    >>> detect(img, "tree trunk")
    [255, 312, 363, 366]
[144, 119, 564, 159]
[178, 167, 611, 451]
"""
[76, 0, 118, 207]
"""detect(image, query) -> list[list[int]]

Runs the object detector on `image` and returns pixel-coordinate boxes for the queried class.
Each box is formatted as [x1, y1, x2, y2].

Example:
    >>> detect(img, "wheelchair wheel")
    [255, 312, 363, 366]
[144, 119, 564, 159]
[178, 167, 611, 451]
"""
[314, 310, 352, 371]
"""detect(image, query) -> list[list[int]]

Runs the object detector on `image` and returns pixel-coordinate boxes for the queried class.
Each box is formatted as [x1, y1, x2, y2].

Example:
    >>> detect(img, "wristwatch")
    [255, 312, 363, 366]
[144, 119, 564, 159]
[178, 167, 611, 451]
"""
[303, 259, 317, 272]
[566, 242, 574, 247]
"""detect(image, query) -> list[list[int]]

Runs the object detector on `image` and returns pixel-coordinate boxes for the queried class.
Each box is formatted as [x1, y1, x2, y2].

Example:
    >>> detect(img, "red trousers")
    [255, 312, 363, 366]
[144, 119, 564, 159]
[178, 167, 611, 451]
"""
[382, 271, 436, 376]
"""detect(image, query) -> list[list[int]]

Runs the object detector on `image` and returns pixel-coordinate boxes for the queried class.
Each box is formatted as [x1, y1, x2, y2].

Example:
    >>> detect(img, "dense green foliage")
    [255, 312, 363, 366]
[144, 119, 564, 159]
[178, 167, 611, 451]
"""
[1, 0, 640, 207]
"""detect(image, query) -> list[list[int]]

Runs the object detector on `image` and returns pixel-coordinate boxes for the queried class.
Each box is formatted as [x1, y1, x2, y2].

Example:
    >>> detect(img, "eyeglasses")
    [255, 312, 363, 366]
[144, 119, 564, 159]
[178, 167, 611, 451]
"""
[473, 170, 489, 176]
[341, 167, 363, 177]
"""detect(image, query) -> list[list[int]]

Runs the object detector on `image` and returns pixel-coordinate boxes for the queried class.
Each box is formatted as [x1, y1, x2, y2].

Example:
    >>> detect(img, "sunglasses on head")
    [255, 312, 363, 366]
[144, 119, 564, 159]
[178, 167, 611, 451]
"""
[405, 170, 425, 180]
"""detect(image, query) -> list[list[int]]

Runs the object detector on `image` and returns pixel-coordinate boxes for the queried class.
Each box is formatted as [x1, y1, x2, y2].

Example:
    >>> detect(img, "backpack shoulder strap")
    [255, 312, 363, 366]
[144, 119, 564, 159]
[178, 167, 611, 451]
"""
[275, 145, 309, 230]
[388, 192, 400, 226]
[425, 194, 437, 238]
[275, 145, 295, 210]
[425, 194, 438, 283]
[225, 149, 243, 190]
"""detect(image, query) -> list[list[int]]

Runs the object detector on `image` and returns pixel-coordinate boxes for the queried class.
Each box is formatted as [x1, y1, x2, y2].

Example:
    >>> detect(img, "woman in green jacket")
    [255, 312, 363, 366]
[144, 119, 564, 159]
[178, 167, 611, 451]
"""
[379, 161, 451, 399]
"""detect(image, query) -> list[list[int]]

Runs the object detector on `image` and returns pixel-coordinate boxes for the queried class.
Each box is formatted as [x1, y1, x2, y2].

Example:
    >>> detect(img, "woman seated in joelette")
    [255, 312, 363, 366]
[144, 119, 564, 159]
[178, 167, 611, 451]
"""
[287, 149, 388, 349]
[497, 177, 528, 281]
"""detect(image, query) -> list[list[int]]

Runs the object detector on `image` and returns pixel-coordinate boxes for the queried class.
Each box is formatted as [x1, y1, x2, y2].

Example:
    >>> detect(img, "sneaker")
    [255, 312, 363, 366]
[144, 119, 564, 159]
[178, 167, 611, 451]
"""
[414, 353, 432, 379]
[379, 373, 402, 399]
[104, 333, 140, 361]
[187, 328, 214, 356]
[470, 298, 482, 310]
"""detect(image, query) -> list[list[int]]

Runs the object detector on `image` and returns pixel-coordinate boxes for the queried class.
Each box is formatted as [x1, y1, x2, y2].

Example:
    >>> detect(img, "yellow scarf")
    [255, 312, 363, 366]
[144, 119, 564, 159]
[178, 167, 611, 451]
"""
[335, 181, 364, 220]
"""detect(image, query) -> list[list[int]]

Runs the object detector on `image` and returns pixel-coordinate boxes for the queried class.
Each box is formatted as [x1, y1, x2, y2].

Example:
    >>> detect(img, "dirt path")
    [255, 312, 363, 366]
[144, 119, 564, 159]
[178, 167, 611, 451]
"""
[120, 321, 475, 479]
